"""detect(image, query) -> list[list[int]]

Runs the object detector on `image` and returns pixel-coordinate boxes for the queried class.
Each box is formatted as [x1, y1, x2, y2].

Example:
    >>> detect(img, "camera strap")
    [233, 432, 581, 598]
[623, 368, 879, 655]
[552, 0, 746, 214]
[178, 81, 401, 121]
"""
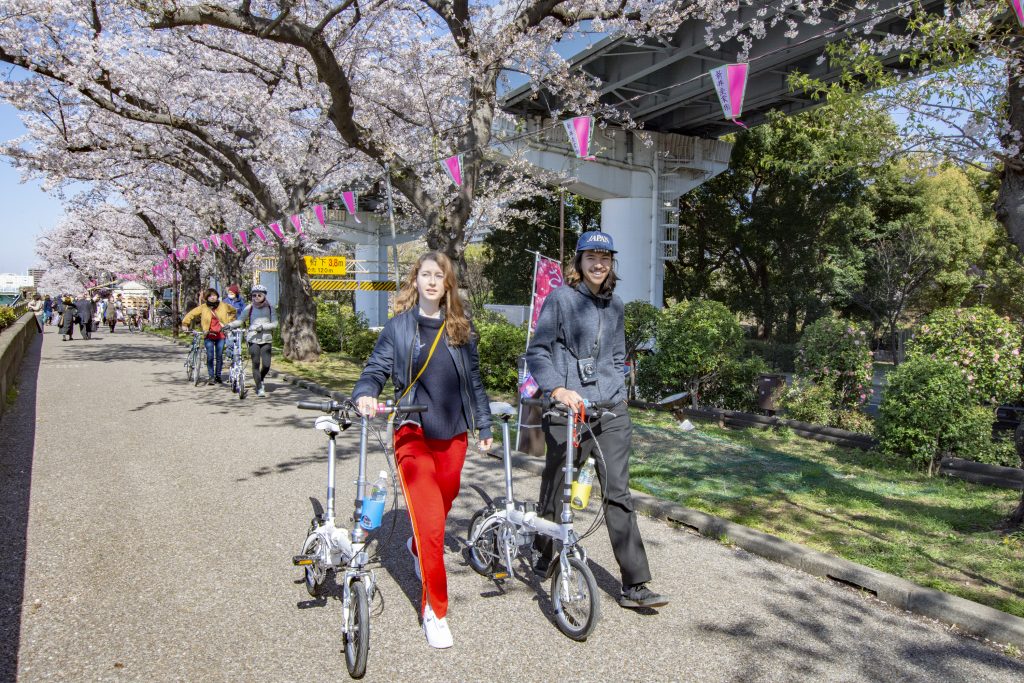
[559, 291, 603, 360]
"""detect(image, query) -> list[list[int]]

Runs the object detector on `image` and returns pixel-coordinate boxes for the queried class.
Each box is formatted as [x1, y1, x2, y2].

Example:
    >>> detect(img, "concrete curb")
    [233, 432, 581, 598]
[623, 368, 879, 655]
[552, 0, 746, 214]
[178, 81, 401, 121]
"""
[141, 329, 1024, 649]
[0, 312, 39, 422]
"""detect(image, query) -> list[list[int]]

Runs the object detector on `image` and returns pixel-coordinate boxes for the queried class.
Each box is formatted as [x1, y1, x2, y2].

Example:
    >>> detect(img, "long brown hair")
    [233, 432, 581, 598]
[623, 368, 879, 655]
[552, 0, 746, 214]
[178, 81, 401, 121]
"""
[395, 251, 472, 346]
[566, 251, 618, 296]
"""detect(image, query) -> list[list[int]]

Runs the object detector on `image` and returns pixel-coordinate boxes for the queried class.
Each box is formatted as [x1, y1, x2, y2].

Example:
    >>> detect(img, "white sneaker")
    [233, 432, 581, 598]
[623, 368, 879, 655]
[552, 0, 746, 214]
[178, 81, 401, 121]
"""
[407, 537, 421, 581]
[422, 604, 453, 649]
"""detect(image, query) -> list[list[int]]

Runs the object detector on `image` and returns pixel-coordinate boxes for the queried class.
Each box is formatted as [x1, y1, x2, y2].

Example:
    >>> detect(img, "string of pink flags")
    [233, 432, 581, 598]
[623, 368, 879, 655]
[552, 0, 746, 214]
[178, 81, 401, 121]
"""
[148, 60, 754, 284]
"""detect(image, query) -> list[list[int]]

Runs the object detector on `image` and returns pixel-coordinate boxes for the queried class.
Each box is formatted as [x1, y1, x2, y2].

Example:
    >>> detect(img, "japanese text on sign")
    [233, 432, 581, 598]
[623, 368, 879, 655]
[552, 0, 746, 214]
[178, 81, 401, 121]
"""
[304, 256, 347, 276]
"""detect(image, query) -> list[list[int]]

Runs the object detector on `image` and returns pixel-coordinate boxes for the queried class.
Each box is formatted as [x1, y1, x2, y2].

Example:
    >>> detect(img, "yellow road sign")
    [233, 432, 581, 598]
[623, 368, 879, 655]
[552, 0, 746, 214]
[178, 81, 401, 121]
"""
[310, 279, 396, 292]
[304, 256, 347, 276]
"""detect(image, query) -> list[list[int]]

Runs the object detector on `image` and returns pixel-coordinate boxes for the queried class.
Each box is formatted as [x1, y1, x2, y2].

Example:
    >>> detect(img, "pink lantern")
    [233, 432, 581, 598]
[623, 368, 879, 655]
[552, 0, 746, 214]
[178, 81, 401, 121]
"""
[563, 116, 596, 160]
[709, 63, 749, 121]
[441, 155, 463, 188]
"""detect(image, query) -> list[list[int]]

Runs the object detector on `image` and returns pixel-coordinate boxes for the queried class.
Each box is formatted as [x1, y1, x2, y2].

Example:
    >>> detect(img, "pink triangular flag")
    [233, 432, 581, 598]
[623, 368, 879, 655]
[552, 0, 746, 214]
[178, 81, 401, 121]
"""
[201, 238, 211, 251]
[176, 247, 189, 261]
[190, 243, 200, 256]
[269, 222, 285, 240]
[1013, 0, 1024, 27]
[563, 116, 596, 160]
[710, 63, 749, 121]
[253, 226, 268, 243]
[342, 192, 362, 223]
[290, 214, 304, 237]
[314, 204, 326, 226]
[239, 230, 250, 250]
[441, 155, 463, 187]
[221, 232, 237, 252]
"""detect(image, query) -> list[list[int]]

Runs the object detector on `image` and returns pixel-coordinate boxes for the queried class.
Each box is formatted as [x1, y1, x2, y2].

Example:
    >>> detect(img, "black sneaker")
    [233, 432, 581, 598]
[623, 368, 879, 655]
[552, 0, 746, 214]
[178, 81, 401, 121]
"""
[206, 378, 216, 386]
[619, 583, 668, 609]
[214, 376, 223, 384]
[532, 556, 551, 578]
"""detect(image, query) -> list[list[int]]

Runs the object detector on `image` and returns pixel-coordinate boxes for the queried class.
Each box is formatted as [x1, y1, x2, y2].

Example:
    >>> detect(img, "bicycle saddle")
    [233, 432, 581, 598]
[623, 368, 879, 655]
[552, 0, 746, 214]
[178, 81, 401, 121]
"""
[314, 415, 341, 435]
[489, 402, 515, 418]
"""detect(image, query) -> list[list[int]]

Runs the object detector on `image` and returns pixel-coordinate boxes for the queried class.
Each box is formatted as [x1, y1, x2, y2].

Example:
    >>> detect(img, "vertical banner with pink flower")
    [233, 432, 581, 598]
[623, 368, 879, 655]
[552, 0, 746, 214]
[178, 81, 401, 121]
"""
[516, 253, 564, 452]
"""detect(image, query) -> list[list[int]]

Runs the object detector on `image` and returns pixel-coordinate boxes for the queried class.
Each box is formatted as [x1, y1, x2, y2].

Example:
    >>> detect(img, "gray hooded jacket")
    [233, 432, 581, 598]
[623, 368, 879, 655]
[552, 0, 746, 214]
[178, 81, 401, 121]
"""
[525, 283, 627, 404]
[226, 303, 277, 344]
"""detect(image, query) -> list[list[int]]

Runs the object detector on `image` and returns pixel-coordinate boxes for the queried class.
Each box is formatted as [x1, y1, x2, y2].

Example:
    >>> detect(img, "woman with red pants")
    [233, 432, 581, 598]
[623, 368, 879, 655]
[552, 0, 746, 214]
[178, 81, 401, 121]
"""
[353, 251, 492, 649]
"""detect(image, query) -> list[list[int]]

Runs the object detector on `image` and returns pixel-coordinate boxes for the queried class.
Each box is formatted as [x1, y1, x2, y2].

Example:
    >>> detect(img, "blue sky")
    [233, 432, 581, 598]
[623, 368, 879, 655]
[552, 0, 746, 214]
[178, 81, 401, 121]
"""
[0, 103, 63, 274]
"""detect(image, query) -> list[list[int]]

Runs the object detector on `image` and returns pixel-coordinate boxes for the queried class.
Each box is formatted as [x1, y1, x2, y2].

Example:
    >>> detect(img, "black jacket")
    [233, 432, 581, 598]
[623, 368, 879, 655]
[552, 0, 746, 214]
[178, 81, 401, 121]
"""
[352, 310, 492, 440]
[75, 298, 94, 321]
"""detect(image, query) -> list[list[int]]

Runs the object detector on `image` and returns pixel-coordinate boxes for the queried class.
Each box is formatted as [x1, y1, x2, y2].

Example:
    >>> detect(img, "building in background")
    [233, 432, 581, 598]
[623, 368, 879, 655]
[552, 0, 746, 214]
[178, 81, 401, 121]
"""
[0, 273, 35, 305]
[27, 268, 46, 286]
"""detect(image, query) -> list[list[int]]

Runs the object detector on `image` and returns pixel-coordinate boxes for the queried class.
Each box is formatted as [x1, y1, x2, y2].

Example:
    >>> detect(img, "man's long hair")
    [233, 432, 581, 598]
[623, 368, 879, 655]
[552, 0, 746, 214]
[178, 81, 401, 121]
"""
[395, 251, 471, 346]
[566, 251, 618, 296]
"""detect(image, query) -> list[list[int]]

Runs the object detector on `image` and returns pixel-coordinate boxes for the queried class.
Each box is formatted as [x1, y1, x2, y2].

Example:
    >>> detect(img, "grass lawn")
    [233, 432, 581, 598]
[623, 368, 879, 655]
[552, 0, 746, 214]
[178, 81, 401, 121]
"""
[629, 409, 1024, 618]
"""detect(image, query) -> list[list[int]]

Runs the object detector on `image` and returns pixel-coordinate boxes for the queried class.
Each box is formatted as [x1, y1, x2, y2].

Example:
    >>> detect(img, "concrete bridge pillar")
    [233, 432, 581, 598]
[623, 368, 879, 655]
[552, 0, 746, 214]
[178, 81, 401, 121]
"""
[354, 241, 390, 328]
[602, 196, 660, 305]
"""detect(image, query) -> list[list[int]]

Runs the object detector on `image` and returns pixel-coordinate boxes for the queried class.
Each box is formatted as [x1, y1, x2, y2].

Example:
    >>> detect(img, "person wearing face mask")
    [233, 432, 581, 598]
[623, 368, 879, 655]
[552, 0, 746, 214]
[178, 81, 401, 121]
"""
[181, 288, 237, 385]
[525, 231, 668, 611]
[352, 251, 492, 650]
[224, 284, 277, 397]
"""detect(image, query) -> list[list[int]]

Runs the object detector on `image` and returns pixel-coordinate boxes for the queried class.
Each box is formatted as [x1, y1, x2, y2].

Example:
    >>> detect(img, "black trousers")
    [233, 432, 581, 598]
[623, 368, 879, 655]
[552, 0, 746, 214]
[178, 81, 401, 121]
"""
[535, 401, 651, 586]
[249, 342, 272, 388]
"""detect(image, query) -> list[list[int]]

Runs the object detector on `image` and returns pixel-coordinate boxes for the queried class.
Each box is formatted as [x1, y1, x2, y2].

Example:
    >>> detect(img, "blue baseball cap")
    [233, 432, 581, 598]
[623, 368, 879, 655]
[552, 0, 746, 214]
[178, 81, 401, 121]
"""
[576, 230, 616, 253]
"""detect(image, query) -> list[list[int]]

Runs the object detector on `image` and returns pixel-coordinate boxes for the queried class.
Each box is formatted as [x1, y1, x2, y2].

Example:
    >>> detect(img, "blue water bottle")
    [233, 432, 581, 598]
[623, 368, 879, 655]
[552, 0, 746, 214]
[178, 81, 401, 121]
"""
[360, 470, 388, 530]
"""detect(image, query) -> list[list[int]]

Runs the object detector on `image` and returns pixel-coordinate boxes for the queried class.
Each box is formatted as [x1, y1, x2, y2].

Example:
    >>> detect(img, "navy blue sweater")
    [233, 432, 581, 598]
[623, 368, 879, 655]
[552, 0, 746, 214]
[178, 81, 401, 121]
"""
[412, 314, 467, 440]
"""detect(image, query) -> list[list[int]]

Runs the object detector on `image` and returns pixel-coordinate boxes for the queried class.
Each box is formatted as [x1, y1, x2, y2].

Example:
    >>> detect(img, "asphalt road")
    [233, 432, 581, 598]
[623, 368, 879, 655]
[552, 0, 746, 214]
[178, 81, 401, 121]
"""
[3, 330, 1024, 682]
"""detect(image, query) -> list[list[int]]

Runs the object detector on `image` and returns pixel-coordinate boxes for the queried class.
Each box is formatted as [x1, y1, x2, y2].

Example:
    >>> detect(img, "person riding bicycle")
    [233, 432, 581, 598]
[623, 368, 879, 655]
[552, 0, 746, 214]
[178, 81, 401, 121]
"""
[525, 230, 668, 610]
[181, 288, 237, 385]
[352, 251, 492, 650]
[224, 284, 277, 397]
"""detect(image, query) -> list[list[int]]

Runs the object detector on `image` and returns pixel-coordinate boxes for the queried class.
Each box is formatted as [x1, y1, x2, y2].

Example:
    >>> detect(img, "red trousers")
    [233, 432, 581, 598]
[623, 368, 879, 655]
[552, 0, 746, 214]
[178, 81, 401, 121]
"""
[395, 425, 467, 619]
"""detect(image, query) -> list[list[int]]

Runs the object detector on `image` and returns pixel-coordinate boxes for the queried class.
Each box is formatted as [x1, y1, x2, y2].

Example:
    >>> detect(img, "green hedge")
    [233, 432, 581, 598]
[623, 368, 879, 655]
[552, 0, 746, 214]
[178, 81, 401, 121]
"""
[475, 319, 528, 395]
[0, 306, 17, 333]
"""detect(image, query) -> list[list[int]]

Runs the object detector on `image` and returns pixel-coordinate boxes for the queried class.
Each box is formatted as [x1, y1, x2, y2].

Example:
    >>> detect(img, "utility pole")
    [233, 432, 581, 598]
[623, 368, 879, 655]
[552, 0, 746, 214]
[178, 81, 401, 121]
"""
[171, 225, 180, 339]
[559, 187, 565, 265]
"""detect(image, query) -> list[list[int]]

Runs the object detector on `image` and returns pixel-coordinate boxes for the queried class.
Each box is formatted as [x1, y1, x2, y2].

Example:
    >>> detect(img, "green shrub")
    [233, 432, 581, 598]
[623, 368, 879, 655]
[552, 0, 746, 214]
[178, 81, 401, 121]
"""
[315, 301, 343, 353]
[0, 306, 16, 332]
[980, 437, 1023, 468]
[906, 306, 1024, 405]
[877, 356, 995, 470]
[833, 409, 874, 434]
[781, 380, 836, 426]
[795, 316, 873, 410]
[636, 300, 744, 403]
[702, 356, 770, 412]
[346, 328, 379, 363]
[474, 320, 528, 395]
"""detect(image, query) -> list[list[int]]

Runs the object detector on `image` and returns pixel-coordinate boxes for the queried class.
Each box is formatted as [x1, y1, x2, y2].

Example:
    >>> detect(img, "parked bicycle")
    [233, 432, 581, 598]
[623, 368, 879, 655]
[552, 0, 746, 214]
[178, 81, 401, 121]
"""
[226, 329, 246, 399]
[125, 310, 140, 334]
[293, 397, 426, 679]
[465, 396, 614, 641]
[184, 331, 206, 386]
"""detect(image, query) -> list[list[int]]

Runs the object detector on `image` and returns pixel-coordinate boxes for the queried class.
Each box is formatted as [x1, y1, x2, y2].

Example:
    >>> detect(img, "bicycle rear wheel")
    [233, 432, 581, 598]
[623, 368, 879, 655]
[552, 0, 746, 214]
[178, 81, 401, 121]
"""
[344, 580, 370, 678]
[550, 555, 600, 641]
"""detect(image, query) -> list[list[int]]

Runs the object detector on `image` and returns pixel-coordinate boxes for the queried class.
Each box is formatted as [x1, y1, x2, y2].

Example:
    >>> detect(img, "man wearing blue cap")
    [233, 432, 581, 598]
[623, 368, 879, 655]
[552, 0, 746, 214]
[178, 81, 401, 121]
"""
[525, 230, 668, 609]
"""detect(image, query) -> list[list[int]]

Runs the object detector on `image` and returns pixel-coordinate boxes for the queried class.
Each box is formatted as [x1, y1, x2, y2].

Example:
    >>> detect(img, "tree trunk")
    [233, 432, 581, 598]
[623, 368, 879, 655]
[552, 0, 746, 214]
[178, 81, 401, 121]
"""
[215, 248, 250, 291]
[278, 240, 321, 361]
[997, 56, 1024, 252]
[178, 260, 202, 315]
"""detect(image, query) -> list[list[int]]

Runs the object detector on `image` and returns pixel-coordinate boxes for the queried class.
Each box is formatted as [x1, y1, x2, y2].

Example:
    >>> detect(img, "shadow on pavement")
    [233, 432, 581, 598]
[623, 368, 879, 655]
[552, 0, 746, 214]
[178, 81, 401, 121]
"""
[0, 332, 42, 681]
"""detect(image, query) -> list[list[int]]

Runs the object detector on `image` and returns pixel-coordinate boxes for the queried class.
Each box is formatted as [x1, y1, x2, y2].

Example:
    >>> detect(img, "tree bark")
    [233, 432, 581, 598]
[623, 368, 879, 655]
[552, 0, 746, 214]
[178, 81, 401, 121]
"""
[178, 260, 203, 314]
[277, 240, 321, 361]
[997, 56, 1024, 252]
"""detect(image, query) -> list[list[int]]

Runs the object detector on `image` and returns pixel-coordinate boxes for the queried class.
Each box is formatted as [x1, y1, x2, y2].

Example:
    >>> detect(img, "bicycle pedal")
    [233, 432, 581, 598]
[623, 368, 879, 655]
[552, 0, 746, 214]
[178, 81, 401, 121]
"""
[292, 554, 315, 566]
[491, 571, 510, 580]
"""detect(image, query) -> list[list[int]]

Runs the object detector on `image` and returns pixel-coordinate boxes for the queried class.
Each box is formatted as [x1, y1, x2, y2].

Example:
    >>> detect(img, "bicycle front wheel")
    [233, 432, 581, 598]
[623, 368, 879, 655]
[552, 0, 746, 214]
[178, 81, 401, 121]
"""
[185, 351, 195, 382]
[550, 555, 600, 641]
[467, 509, 499, 576]
[237, 364, 246, 399]
[194, 349, 207, 386]
[345, 580, 370, 679]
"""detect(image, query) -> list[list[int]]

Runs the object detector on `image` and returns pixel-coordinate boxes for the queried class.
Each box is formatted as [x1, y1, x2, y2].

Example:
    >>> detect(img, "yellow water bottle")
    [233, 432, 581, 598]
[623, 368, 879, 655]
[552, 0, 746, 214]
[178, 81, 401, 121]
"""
[570, 457, 596, 510]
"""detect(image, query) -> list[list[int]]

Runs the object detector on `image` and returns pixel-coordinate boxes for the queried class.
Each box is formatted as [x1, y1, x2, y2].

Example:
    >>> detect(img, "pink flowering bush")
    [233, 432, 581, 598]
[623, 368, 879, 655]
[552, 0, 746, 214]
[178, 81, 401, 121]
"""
[793, 315, 874, 410]
[907, 307, 1024, 405]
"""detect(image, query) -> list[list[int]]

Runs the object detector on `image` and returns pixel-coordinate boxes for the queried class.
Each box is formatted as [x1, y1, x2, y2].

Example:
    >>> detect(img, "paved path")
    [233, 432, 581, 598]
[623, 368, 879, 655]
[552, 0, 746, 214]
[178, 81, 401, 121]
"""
[2, 330, 1024, 682]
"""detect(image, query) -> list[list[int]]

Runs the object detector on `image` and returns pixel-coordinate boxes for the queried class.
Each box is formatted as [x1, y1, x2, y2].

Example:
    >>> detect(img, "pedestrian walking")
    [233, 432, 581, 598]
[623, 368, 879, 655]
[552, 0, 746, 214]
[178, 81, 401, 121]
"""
[27, 293, 44, 332]
[525, 230, 668, 610]
[104, 295, 121, 333]
[224, 284, 245, 313]
[181, 288, 237, 385]
[75, 294, 94, 340]
[59, 296, 78, 341]
[43, 295, 53, 325]
[352, 251, 492, 650]
[225, 284, 277, 397]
